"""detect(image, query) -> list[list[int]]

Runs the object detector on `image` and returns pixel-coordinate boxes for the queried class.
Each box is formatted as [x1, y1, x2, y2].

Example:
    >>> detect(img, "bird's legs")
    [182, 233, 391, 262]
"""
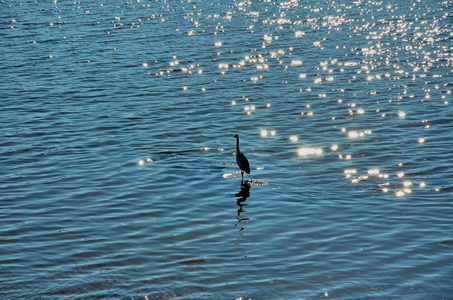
[241, 171, 244, 182]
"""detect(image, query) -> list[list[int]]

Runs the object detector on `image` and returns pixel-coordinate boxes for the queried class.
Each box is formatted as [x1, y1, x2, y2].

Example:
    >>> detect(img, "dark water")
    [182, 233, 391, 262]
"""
[1, 0, 453, 298]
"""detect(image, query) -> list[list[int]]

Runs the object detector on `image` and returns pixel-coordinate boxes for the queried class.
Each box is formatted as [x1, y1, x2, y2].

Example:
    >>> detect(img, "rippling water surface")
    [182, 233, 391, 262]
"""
[1, 0, 453, 298]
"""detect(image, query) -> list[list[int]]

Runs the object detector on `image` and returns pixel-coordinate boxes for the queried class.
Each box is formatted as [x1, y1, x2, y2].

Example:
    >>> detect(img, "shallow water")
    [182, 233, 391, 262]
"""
[1, 0, 453, 298]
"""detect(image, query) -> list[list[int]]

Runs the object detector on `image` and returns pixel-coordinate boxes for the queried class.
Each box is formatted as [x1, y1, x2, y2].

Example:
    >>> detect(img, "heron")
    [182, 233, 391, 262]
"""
[233, 134, 250, 181]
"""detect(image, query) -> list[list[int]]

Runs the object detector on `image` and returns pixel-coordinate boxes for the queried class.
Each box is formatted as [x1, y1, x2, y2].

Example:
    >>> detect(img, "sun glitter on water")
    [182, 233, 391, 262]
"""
[260, 130, 276, 137]
[138, 158, 154, 166]
[298, 147, 323, 156]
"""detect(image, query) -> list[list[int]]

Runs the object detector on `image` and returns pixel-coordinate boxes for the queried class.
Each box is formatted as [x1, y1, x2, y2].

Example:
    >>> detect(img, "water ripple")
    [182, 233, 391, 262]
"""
[1, 0, 453, 298]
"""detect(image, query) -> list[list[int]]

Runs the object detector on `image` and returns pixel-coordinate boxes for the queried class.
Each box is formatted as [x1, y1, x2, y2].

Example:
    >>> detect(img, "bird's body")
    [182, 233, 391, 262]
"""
[234, 134, 250, 181]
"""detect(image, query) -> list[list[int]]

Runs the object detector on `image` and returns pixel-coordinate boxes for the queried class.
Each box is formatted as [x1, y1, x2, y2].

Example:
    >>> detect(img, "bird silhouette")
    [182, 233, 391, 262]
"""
[233, 134, 250, 182]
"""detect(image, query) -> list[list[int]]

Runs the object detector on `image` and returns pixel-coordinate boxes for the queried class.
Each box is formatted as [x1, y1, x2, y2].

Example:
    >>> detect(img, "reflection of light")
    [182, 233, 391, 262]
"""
[396, 190, 405, 197]
[263, 34, 272, 42]
[222, 172, 235, 178]
[289, 136, 298, 142]
[418, 138, 425, 143]
[260, 130, 275, 137]
[291, 60, 303, 66]
[295, 31, 305, 37]
[331, 144, 338, 151]
[420, 182, 426, 188]
[403, 181, 412, 187]
[347, 130, 372, 138]
[397, 172, 405, 178]
[348, 131, 359, 138]
[344, 169, 357, 179]
[368, 168, 380, 175]
[398, 111, 406, 118]
[138, 158, 154, 166]
[244, 106, 255, 112]
[298, 147, 323, 156]
[359, 175, 369, 181]
[378, 173, 389, 179]
[344, 61, 358, 67]
[214, 41, 223, 47]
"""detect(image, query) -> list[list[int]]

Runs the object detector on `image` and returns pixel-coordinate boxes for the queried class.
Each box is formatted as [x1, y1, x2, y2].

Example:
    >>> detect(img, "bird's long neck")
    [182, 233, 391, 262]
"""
[236, 137, 240, 154]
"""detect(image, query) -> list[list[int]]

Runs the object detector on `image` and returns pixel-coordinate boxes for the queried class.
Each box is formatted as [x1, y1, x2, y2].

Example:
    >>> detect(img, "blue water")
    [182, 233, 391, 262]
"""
[1, 0, 453, 298]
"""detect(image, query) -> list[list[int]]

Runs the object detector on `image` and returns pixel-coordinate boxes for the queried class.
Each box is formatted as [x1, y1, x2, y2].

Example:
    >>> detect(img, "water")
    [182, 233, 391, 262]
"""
[1, 0, 453, 298]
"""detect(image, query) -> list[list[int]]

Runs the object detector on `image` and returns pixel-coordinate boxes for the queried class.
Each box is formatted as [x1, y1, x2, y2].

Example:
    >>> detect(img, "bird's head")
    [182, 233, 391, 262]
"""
[233, 134, 239, 139]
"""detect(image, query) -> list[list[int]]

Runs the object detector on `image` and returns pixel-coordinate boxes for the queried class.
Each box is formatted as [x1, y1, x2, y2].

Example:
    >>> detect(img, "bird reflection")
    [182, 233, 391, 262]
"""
[235, 180, 251, 231]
